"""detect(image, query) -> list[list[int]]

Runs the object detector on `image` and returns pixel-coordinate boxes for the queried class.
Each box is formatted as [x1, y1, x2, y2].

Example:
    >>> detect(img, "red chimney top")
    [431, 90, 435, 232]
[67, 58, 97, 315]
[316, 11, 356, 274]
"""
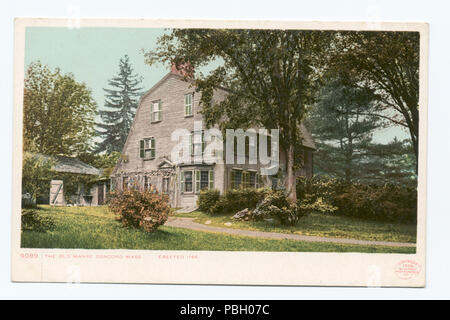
[170, 61, 194, 78]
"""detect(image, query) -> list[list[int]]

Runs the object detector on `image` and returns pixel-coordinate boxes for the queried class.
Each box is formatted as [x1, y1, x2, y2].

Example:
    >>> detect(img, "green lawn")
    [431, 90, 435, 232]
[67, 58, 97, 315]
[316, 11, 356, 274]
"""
[175, 210, 417, 243]
[21, 205, 415, 253]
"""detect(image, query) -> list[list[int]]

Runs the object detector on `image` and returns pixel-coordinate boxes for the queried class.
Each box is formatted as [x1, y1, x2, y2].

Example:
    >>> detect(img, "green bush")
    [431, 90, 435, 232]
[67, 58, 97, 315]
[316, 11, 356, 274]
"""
[197, 189, 221, 214]
[296, 176, 417, 223]
[207, 188, 269, 215]
[333, 183, 417, 223]
[21, 209, 55, 232]
[108, 189, 170, 232]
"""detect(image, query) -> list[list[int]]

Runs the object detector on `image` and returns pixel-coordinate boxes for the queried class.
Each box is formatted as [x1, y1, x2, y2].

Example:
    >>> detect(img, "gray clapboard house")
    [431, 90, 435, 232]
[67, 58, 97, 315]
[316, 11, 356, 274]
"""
[111, 64, 316, 209]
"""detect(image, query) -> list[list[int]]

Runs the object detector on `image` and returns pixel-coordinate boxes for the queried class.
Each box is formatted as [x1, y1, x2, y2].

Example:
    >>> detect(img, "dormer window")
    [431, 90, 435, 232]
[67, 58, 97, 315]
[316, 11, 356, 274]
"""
[151, 101, 162, 122]
[184, 94, 193, 117]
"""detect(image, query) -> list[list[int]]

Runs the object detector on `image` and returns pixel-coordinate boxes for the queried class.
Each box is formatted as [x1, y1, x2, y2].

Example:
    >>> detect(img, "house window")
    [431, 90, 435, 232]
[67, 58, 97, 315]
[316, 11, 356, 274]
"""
[180, 171, 193, 193]
[243, 171, 257, 188]
[195, 170, 214, 193]
[231, 170, 257, 189]
[139, 138, 155, 160]
[190, 131, 206, 156]
[151, 101, 162, 122]
[162, 177, 170, 194]
[122, 176, 129, 190]
[230, 170, 242, 189]
[184, 94, 193, 116]
[249, 171, 257, 188]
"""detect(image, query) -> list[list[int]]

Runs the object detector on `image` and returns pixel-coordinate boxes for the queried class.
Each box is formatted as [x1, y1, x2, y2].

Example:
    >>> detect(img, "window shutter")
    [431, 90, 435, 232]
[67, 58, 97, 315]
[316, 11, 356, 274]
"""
[158, 101, 162, 121]
[151, 138, 155, 158]
[195, 170, 200, 193]
[180, 171, 185, 193]
[189, 133, 193, 156]
[202, 132, 206, 154]
[209, 170, 214, 189]
[150, 103, 154, 122]
[139, 140, 144, 158]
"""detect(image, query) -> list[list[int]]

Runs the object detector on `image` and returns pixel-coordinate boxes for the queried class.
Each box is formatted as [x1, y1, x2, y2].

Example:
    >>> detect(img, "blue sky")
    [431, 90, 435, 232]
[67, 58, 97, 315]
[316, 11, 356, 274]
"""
[24, 27, 169, 114]
[24, 27, 409, 144]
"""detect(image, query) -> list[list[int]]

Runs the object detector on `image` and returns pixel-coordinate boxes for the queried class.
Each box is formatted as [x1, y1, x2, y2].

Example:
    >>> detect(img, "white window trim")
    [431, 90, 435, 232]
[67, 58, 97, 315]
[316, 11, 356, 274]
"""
[195, 169, 214, 194]
[181, 170, 194, 194]
[151, 100, 162, 122]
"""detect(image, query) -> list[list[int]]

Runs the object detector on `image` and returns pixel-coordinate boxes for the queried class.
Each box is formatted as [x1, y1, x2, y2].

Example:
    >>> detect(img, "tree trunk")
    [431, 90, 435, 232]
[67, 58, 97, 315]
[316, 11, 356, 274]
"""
[285, 144, 297, 202]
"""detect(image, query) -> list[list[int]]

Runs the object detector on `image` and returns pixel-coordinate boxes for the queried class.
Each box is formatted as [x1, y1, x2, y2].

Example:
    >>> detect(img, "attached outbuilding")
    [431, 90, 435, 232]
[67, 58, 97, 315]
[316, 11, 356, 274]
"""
[24, 154, 109, 206]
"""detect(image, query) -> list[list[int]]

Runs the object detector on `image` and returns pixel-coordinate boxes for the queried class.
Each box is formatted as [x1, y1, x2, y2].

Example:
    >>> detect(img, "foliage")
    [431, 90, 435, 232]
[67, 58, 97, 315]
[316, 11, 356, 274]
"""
[296, 176, 417, 223]
[306, 77, 417, 185]
[78, 151, 121, 177]
[333, 31, 420, 169]
[360, 139, 417, 186]
[22, 153, 54, 203]
[208, 188, 270, 215]
[23, 61, 96, 156]
[107, 188, 169, 233]
[197, 189, 221, 213]
[145, 29, 335, 201]
[96, 55, 142, 153]
[332, 183, 417, 223]
[21, 208, 55, 232]
[253, 190, 336, 226]
[306, 77, 381, 182]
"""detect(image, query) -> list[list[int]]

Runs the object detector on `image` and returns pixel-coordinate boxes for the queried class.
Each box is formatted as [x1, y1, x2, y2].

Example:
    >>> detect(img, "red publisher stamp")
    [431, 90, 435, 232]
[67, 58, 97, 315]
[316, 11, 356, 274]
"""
[395, 260, 421, 280]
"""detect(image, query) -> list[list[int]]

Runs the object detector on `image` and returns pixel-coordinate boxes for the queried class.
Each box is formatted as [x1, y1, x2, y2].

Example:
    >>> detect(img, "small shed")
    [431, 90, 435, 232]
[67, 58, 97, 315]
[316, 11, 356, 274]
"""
[47, 155, 108, 206]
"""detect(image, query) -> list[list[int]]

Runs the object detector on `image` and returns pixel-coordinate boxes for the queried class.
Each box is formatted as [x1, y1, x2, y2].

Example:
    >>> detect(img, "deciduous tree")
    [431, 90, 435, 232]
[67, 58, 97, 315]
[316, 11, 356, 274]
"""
[23, 62, 97, 156]
[145, 29, 333, 201]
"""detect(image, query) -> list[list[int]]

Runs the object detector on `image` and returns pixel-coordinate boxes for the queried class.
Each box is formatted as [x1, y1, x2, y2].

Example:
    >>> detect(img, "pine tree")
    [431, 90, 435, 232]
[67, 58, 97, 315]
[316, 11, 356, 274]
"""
[307, 77, 416, 185]
[306, 78, 382, 182]
[95, 55, 142, 153]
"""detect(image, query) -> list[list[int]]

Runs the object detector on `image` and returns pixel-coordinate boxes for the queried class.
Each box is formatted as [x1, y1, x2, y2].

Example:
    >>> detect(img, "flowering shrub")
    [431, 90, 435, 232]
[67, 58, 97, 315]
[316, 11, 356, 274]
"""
[107, 189, 169, 232]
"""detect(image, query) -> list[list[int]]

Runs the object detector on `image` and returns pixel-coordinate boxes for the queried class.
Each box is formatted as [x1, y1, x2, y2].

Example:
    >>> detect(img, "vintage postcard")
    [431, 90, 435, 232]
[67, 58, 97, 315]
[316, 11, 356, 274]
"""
[11, 18, 428, 286]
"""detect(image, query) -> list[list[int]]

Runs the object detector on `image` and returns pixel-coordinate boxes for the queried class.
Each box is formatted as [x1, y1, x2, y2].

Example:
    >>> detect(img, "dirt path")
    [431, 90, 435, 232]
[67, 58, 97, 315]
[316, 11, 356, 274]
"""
[166, 217, 416, 248]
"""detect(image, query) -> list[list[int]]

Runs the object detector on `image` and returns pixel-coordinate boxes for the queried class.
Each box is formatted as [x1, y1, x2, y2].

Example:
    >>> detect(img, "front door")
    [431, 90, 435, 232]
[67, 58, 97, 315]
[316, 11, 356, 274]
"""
[98, 184, 104, 205]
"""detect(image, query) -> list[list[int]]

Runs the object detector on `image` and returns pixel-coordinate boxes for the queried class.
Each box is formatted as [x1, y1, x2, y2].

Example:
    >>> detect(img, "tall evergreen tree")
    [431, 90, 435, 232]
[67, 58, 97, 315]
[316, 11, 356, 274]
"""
[307, 77, 416, 185]
[306, 78, 382, 182]
[96, 55, 142, 153]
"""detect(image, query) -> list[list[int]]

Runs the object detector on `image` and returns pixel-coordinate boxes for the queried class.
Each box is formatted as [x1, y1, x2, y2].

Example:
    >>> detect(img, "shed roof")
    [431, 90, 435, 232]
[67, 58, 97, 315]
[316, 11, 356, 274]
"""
[33, 154, 102, 176]
[53, 156, 102, 175]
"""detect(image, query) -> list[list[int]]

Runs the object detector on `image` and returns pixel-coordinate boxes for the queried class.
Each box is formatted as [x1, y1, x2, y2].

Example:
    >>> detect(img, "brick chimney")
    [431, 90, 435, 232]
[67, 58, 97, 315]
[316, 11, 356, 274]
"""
[170, 61, 194, 78]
